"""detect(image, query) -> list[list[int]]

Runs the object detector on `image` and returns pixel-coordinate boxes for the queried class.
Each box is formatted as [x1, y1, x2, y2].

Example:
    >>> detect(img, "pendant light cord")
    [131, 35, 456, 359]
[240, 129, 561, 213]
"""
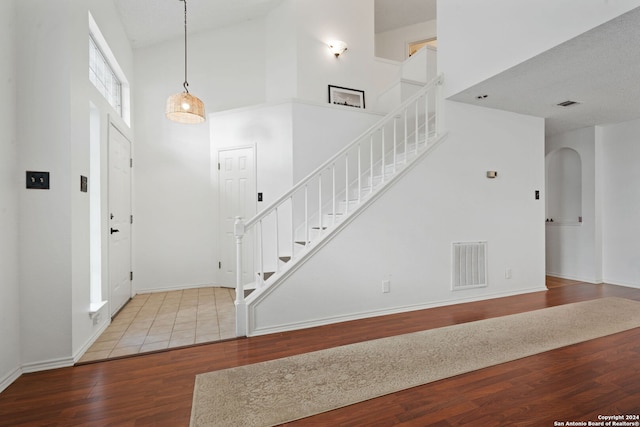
[182, 0, 189, 93]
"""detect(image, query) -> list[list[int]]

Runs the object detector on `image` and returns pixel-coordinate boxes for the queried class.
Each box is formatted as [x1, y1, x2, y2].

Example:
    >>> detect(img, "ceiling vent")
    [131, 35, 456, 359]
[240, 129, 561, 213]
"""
[556, 100, 580, 107]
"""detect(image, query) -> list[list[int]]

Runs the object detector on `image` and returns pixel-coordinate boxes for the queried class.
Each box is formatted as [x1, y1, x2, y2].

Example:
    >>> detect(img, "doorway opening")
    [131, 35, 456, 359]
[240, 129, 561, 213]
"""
[408, 37, 437, 57]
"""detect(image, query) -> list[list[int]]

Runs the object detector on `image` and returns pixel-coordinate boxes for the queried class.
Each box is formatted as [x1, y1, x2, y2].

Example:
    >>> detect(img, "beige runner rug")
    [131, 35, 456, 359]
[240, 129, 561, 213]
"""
[190, 297, 640, 427]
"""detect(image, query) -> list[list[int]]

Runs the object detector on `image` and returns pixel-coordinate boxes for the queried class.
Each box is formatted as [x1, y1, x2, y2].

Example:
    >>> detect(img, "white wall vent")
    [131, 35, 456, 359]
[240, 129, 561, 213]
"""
[452, 241, 488, 290]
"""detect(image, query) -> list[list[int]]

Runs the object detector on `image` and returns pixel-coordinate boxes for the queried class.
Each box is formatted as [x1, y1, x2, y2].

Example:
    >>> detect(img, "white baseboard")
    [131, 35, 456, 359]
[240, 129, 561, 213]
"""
[0, 366, 22, 394]
[249, 286, 547, 337]
[21, 356, 75, 374]
[135, 282, 220, 294]
[601, 278, 640, 289]
[545, 272, 601, 284]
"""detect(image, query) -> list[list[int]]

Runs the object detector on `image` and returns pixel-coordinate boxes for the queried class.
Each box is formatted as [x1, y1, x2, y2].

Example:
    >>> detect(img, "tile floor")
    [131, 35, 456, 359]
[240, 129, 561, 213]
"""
[79, 287, 236, 363]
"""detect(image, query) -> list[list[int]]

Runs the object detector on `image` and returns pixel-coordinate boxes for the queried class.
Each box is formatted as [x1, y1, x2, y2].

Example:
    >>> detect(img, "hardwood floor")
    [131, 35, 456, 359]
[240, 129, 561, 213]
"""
[545, 275, 585, 289]
[1, 280, 640, 426]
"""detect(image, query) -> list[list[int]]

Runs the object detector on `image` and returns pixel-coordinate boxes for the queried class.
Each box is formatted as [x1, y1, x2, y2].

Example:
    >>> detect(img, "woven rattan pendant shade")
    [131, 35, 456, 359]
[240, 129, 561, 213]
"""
[166, 92, 205, 124]
[166, 0, 205, 124]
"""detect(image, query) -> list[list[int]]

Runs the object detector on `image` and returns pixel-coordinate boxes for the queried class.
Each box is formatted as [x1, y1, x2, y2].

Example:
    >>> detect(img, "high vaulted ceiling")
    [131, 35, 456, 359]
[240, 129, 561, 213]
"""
[113, 0, 285, 48]
[112, 0, 437, 49]
[112, 1, 640, 136]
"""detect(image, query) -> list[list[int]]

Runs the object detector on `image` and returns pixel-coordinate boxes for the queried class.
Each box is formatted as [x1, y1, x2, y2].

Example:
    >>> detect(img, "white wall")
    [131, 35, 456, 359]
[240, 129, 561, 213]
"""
[375, 20, 437, 62]
[600, 119, 640, 287]
[291, 102, 384, 181]
[265, 0, 297, 102]
[294, 0, 375, 106]
[16, 0, 75, 370]
[438, 0, 640, 97]
[133, 20, 266, 292]
[0, 0, 21, 392]
[545, 127, 601, 282]
[250, 102, 546, 334]
[2, 0, 134, 383]
[267, 0, 392, 112]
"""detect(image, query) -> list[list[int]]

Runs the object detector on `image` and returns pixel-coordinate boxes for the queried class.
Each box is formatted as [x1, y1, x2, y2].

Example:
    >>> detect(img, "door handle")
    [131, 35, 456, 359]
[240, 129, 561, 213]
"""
[110, 228, 120, 234]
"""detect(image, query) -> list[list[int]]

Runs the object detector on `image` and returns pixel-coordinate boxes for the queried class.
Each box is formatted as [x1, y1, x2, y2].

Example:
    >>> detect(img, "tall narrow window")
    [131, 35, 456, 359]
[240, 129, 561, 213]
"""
[89, 35, 122, 116]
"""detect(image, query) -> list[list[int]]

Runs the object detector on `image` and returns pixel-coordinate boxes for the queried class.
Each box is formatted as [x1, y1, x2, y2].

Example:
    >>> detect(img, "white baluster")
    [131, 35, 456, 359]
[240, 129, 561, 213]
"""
[370, 135, 374, 192]
[274, 208, 279, 274]
[357, 143, 362, 204]
[425, 92, 429, 144]
[415, 101, 419, 155]
[318, 173, 322, 236]
[258, 219, 264, 287]
[393, 117, 397, 173]
[436, 79, 442, 136]
[304, 184, 309, 245]
[345, 153, 349, 215]
[290, 195, 294, 262]
[404, 109, 408, 163]
[234, 217, 246, 336]
[332, 164, 336, 226]
[381, 128, 386, 183]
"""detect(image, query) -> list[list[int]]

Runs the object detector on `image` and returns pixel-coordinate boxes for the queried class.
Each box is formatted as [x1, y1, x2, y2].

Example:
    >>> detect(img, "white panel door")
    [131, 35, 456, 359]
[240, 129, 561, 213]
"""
[219, 147, 256, 287]
[108, 124, 132, 316]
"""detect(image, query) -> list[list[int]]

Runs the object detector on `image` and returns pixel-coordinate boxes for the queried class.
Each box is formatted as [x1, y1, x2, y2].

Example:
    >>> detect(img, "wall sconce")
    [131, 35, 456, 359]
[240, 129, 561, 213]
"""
[328, 40, 348, 57]
[486, 171, 498, 179]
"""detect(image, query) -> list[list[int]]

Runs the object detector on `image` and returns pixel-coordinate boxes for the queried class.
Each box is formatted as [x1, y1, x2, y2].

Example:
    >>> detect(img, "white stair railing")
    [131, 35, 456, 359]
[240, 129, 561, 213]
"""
[234, 74, 444, 336]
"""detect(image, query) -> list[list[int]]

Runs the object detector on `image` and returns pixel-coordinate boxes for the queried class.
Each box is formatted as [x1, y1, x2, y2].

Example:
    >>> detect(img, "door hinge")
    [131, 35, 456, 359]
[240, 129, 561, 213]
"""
[130, 215, 133, 224]
[130, 158, 133, 168]
[130, 271, 133, 281]
[218, 261, 221, 269]
[218, 163, 221, 170]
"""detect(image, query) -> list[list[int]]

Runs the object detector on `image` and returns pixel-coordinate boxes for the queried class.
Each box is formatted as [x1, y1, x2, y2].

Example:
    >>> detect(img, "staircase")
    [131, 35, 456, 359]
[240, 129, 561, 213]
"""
[233, 74, 446, 336]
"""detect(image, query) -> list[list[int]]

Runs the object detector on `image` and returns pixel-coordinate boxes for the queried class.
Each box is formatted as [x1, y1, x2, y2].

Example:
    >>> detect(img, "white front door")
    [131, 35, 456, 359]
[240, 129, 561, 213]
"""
[108, 124, 132, 316]
[219, 146, 256, 287]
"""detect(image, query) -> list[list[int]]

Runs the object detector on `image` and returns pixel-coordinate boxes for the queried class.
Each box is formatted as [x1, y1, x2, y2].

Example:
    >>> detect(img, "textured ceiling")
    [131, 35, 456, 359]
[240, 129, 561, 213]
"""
[449, 6, 640, 136]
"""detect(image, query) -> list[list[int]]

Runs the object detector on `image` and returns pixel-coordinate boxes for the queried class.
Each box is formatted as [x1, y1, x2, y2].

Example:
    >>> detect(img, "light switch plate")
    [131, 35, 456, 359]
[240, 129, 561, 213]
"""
[26, 171, 50, 189]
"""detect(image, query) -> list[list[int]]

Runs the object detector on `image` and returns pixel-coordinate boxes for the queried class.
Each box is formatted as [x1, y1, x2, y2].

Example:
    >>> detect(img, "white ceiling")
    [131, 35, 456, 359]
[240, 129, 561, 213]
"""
[112, 0, 285, 48]
[374, 0, 437, 33]
[112, 0, 437, 49]
[113, 1, 640, 136]
[449, 6, 640, 136]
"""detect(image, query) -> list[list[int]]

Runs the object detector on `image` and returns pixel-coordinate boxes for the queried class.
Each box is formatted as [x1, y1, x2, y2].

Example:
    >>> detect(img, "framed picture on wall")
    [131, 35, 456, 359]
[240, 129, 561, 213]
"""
[328, 85, 365, 109]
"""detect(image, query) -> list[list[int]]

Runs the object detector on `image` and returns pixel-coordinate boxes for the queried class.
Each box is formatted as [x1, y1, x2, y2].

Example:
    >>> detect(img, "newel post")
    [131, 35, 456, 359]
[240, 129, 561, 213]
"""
[234, 216, 247, 337]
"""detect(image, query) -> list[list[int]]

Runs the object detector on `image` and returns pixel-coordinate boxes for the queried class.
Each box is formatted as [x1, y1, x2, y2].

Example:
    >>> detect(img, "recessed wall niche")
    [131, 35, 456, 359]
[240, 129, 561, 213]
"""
[545, 147, 582, 224]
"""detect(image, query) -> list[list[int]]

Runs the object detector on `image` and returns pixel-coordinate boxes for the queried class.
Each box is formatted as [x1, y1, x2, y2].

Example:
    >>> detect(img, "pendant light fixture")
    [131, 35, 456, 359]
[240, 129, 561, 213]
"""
[166, 0, 205, 124]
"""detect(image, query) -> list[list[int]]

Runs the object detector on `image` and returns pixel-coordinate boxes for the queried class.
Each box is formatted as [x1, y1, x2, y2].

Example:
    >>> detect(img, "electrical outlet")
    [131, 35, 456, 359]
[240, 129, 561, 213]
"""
[505, 268, 512, 279]
[382, 280, 391, 293]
